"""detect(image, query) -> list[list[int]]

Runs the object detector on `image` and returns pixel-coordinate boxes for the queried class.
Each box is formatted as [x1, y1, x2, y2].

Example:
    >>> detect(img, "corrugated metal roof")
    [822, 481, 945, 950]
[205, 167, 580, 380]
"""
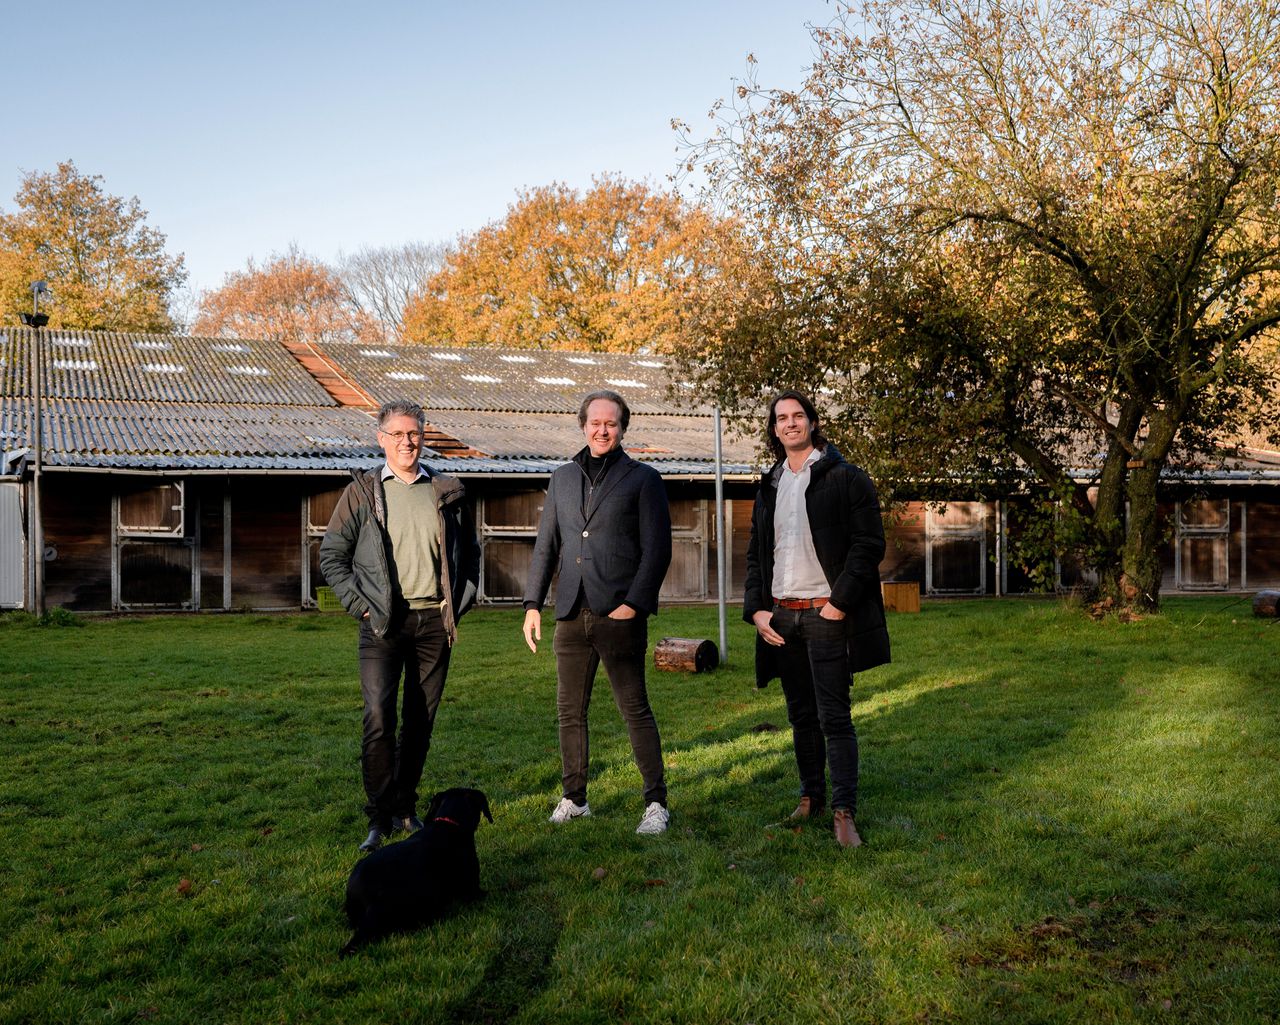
[422, 410, 761, 462]
[316, 342, 715, 415]
[0, 396, 379, 469]
[3, 328, 337, 406]
[0, 331, 756, 473]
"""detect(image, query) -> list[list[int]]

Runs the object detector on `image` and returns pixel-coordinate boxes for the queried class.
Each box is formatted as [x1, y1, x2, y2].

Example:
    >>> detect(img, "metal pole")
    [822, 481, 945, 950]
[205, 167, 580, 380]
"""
[714, 405, 728, 664]
[30, 318, 45, 617]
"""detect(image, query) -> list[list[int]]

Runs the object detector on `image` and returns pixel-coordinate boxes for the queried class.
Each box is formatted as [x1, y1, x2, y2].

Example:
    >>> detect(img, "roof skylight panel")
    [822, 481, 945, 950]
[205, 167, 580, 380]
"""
[387, 371, 427, 381]
[226, 366, 271, 377]
[605, 378, 646, 389]
[361, 349, 396, 359]
[53, 359, 99, 371]
[462, 374, 502, 384]
[535, 377, 576, 386]
[431, 352, 465, 361]
[142, 363, 185, 374]
[499, 354, 536, 363]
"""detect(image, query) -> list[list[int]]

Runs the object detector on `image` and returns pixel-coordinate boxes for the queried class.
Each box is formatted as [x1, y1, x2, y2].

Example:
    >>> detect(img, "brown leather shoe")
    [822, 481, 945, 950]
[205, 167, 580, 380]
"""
[788, 796, 825, 820]
[833, 808, 863, 848]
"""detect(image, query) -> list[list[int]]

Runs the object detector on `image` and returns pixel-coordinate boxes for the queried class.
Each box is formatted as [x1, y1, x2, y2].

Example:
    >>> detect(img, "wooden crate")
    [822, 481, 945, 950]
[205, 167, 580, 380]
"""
[881, 581, 920, 613]
[315, 586, 344, 612]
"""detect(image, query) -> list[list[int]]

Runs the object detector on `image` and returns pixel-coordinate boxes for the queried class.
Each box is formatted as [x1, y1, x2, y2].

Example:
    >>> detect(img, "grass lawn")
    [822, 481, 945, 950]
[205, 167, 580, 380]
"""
[1, 598, 1277, 1024]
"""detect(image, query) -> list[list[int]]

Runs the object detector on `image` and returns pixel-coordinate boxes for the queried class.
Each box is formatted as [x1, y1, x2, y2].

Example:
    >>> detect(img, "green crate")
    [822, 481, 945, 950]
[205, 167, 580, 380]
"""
[315, 586, 344, 612]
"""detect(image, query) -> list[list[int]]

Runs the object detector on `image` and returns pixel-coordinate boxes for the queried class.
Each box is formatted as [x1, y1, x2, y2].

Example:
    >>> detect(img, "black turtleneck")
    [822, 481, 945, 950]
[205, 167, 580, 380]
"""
[584, 445, 624, 483]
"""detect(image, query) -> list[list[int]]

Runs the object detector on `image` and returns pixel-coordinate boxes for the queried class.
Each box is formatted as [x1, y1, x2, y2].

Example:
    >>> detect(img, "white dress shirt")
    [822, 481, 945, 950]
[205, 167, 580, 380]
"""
[772, 447, 829, 599]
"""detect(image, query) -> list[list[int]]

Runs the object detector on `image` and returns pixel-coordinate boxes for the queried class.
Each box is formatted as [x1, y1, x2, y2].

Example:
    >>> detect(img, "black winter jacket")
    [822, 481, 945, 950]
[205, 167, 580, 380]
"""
[319, 467, 480, 641]
[743, 444, 890, 685]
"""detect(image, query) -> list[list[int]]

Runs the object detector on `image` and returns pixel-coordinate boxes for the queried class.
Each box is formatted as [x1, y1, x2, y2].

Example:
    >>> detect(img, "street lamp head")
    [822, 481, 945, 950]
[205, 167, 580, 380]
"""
[28, 280, 50, 320]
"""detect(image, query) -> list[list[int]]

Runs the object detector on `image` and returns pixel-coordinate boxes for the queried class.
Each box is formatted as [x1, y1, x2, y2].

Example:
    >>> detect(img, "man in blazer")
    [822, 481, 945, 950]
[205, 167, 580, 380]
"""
[522, 389, 673, 835]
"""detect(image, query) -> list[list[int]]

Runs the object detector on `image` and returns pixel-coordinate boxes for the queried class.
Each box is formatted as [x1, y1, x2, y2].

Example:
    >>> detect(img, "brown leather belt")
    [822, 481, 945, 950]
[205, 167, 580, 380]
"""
[775, 597, 829, 610]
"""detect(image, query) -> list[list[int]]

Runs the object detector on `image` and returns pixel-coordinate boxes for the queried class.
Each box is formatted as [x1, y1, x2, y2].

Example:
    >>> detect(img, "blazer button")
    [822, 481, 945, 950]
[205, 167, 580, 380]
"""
[582, 530, 589, 537]
[576, 556, 582, 564]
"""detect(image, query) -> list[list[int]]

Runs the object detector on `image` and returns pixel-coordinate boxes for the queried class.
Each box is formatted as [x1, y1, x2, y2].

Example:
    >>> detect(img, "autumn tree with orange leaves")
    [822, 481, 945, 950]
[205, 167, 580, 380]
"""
[0, 161, 187, 331]
[194, 244, 375, 344]
[680, 0, 1280, 611]
[404, 176, 746, 352]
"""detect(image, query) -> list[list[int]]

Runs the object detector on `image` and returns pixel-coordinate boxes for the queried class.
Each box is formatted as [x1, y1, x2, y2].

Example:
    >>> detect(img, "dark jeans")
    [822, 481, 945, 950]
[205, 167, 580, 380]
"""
[552, 610, 666, 807]
[357, 607, 451, 829]
[771, 605, 859, 814]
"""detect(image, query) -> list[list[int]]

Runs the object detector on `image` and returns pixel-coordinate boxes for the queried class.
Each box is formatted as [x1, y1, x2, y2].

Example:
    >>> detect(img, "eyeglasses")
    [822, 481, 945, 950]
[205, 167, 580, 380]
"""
[380, 430, 424, 444]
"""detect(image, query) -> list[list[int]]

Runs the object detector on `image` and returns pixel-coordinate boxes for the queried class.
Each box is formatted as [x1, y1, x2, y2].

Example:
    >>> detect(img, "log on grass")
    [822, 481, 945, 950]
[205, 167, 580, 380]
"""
[653, 637, 719, 673]
[1252, 590, 1280, 617]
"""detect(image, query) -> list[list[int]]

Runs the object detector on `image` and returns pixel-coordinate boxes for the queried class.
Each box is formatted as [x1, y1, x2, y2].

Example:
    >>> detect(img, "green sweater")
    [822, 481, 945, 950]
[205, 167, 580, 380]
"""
[383, 476, 441, 606]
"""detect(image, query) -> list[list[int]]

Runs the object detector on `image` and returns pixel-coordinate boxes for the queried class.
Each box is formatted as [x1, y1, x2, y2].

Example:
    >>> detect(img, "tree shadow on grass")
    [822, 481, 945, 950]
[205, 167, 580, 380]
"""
[435, 880, 564, 1025]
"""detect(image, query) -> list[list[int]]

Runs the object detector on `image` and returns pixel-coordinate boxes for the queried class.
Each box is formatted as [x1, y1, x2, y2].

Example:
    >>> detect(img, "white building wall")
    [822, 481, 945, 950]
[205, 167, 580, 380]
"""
[0, 482, 24, 608]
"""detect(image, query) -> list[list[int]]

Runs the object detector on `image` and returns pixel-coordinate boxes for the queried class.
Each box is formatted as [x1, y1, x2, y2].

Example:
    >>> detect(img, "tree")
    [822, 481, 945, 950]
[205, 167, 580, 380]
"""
[0, 160, 187, 331]
[193, 244, 375, 344]
[403, 176, 747, 352]
[679, 0, 1280, 609]
[339, 241, 450, 344]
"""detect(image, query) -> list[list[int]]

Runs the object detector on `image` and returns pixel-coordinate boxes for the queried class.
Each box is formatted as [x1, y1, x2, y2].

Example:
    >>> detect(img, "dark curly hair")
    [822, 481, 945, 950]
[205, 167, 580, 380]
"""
[765, 390, 828, 463]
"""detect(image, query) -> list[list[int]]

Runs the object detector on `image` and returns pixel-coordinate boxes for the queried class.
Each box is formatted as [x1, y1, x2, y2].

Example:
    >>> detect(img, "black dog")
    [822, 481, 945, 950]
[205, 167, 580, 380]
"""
[340, 787, 492, 956]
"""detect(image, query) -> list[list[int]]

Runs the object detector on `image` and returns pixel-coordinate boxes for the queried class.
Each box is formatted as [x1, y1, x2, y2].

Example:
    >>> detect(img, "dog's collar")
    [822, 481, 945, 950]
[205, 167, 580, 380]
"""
[432, 815, 460, 826]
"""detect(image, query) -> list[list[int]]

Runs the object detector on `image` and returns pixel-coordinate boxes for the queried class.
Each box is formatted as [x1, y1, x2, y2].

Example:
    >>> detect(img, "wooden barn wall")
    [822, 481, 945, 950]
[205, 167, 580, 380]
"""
[41, 475, 113, 611]
[1242, 494, 1280, 587]
[468, 479, 759, 606]
[30, 471, 1280, 614]
[883, 502, 926, 585]
[195, 480, 228, 609]
[227, 477, 305, 609]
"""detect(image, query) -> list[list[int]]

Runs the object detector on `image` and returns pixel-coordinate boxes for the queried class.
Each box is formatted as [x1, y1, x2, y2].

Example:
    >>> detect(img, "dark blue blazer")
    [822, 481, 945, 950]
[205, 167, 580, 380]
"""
[523, 448, 672, 618]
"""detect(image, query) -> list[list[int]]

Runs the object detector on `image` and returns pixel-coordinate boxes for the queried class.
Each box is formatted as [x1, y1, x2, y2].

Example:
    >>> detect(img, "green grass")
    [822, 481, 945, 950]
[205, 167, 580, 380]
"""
[1, 598, 1277, 1024]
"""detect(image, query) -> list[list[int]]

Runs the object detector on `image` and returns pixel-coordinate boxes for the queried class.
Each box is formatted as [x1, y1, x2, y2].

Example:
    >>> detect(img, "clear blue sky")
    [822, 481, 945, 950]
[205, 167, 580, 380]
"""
[2, 1, 832, 297]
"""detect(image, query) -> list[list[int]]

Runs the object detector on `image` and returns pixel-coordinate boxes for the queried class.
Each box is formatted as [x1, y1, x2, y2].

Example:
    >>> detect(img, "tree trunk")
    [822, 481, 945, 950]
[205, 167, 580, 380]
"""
[1118, 463, 1165, 611]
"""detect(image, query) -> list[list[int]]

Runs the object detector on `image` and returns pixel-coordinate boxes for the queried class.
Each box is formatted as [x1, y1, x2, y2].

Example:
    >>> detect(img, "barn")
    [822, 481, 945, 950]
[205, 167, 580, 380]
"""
[3, 326, 1279, 612]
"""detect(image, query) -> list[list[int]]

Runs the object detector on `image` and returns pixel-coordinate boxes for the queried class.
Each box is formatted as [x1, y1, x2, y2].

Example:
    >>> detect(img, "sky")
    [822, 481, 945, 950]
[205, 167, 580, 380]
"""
[1, 1, 834, 299]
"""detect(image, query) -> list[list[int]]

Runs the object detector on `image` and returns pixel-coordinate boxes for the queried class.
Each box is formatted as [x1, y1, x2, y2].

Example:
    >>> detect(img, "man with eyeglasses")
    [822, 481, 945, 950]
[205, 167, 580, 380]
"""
[321, 400, 480, 852]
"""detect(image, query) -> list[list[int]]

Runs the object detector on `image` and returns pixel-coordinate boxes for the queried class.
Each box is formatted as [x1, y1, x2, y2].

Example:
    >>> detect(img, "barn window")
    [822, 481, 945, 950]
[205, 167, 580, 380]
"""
[925, 502, 986, 595]
[118, 482, 184, 536]
[1176, 499, 1229, 590]
[114, 482, 192, 609]
[478, 491, 543, 602]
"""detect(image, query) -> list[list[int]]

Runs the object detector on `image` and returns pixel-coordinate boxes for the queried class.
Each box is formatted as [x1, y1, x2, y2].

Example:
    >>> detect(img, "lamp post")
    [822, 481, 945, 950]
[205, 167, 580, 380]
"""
[20, 281, 49, 615]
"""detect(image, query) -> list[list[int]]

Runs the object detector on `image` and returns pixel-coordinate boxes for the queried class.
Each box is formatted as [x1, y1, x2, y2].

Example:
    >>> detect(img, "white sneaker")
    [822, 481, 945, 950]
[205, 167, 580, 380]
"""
[549, 797, 591, 823]
[636, 802, 670, 835]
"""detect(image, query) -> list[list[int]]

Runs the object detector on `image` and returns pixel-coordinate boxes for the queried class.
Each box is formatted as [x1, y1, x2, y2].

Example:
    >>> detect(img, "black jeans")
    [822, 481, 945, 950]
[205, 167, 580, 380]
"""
[771, 605, 859, 814]
[357, 607, 451, 829]
[552, 610, 666, 807]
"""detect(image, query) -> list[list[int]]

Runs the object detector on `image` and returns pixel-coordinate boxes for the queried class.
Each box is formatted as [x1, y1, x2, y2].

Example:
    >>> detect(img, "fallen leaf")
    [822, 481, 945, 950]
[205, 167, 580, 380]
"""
[592, 867, 607, 880]
[644, 878, 667, 887]
[191, 843, 204, 852]
[260, 827, 274, 836]
[793, 876, 805, 887]
[176, 878, 193, 896]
